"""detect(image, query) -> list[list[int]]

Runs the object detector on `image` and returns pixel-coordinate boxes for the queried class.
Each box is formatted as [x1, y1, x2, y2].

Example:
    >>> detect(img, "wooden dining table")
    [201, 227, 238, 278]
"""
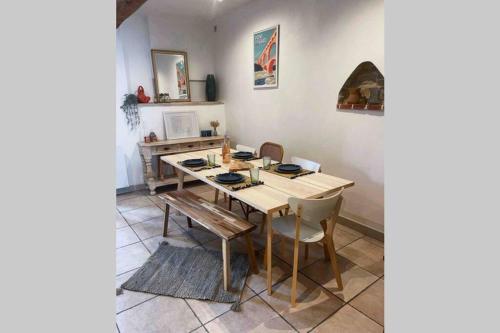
[161, 148, 354, 295]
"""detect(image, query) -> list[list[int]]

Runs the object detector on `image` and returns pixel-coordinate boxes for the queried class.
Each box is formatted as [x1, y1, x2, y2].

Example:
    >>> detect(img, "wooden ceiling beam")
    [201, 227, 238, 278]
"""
[116, 0, 148, 28]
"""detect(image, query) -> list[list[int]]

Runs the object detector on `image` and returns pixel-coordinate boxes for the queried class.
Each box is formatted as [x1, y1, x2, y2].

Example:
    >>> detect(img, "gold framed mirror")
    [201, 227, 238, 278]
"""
[151, 49, 191, 102]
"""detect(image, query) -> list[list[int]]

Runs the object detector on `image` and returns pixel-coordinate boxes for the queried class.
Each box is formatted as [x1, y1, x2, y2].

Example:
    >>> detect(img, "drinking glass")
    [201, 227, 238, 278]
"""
[250, 168, 260, 184]
[207, 153, 216, 166]
[263, 156, 272, 170]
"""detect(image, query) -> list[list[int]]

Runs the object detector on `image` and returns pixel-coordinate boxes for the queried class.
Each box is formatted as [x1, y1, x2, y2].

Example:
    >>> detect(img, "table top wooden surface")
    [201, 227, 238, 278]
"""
[162, 148, 354, 214]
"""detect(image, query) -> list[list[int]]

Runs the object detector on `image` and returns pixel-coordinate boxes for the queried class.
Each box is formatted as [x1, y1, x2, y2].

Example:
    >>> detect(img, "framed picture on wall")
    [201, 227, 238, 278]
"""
[163, 111, 200, 139]
[253, 25, 279, 89]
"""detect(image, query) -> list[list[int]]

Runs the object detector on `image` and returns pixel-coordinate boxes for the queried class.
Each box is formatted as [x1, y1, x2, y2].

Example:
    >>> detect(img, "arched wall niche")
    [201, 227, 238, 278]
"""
[337, 61, 384, 112]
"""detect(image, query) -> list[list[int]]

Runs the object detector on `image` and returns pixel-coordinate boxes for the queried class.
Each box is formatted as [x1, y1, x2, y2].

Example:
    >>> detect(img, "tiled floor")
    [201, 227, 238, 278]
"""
[116, 182, 384, 332]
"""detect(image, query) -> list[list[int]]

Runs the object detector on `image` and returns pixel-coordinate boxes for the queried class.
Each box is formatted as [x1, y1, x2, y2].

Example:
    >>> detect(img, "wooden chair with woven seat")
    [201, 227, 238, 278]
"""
[266, 189, 344, 306]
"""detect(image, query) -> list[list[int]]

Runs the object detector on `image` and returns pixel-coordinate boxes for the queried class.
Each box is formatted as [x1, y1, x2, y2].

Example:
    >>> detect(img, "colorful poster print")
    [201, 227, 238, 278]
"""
[253, 25, 279, 88]
[176, 60, 188, 98]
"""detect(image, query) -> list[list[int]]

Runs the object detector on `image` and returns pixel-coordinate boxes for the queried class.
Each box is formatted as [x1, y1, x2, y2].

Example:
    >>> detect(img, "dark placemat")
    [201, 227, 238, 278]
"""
[260, 163, 316, 179]
[178, 160, 221, 172]
[207, 174, 264, 191]
[231, 155, 260, 161]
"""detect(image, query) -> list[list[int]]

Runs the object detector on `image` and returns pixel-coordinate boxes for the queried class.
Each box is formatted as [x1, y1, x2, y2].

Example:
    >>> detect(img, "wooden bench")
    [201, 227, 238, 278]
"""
[159, 190, 259, 291]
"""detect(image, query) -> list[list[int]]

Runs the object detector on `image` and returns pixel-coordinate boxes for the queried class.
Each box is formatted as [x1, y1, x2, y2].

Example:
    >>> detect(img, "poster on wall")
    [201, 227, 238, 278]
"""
[176, 60, 188, 98]
[253, 25, 279, 88]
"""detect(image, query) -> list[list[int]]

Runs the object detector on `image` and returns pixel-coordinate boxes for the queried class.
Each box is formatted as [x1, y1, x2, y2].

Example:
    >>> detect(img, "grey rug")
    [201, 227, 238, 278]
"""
[120, 242, 249, 309]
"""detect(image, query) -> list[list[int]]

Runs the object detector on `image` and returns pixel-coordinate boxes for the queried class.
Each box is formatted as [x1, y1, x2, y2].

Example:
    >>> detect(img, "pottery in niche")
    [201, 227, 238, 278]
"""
[337, 61, 384, 111]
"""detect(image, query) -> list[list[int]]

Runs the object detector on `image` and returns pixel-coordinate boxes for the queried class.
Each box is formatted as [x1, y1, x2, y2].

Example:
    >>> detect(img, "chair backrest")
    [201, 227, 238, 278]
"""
[259, 142, 284, 162]
[291, 156, 321, 172]
[288, 189, 343, 227]
[236, 144, 257, 154]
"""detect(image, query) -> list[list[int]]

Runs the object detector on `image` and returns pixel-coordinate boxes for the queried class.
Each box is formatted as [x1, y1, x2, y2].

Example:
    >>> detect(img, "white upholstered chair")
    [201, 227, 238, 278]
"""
[290, 156, 321, 172]
[268, 189, 344, 306]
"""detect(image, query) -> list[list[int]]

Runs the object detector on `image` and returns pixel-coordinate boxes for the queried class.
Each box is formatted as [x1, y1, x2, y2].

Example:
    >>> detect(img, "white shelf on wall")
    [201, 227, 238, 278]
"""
[138, 101, 223, 107]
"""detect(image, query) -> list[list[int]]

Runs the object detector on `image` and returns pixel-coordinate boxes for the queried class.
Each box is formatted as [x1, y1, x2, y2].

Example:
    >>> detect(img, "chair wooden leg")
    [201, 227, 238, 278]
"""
[322, 242, 330, 261]
[304, 243, 309, 260]
[279, 210, 284, 216]
[244, 234, 259, 274]
[284, 208, 289, 216]
[290, 237, 300, 306]
[326, 237, 343, 290]
[214, 189, 220, 204]
[187, 217, 193, 228]
[222, 239, 231, 291]
[162, 203, 170, 237]
[228, 195, 233, 211]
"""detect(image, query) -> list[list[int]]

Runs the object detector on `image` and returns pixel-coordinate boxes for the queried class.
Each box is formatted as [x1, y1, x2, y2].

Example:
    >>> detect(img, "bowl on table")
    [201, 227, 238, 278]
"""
[181, 159, 207, 167]
[275, 164, 302, 174]
[214, 172, 245, 184]
[232, 151, 254, 160]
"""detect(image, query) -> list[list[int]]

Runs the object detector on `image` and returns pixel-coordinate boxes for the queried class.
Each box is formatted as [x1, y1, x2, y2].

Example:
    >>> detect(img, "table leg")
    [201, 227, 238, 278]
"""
[244, 234, 259, 274]
[266, 212, 273, 295]
[222, 239, 231, 291]
[214, 189, 220, 204]
[177, 169, 185, 190]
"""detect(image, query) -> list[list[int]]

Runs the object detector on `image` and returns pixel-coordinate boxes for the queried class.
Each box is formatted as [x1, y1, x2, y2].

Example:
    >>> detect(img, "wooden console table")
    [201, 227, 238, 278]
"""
[138, 136, 224, 195]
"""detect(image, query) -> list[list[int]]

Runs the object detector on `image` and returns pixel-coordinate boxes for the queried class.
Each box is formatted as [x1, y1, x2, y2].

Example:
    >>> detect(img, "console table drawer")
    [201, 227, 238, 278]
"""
[154, 144, 180, 154]
[179, 142, 200, 151]
[200, 140, 223, 149]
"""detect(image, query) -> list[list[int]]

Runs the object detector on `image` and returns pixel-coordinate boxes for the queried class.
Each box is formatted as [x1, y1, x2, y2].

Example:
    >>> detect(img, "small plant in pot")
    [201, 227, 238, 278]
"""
[121, 94, 140, 130]
[210, 120, 220, 136]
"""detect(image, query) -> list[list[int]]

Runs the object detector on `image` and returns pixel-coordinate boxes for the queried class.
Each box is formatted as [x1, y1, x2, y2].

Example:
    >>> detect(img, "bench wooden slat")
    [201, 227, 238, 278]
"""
[159, 190, 256, 240]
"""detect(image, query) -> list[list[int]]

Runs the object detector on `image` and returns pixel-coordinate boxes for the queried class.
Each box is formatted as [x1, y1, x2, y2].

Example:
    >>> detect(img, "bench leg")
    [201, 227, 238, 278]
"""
[162, 203, 170, 237]
[244, 234, 259, 274]
[222, 239, 231, 291]
[187, 217, 193, 228]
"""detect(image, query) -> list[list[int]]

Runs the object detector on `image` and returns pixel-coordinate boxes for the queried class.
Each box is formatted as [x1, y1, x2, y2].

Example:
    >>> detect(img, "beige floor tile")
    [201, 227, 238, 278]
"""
[272, 239, 325, 270]
[311, 305, 383, 333]
[116, 226, 140, 248]
[117, 196, 153, 212]
[117, 192, 145, 202]
[337, 238, 384, 277]
[116, 243, 150, 275]
[131, 216, 179, 240]
[190, 327, 207, 333]
[143, 231, 200, 253]
[116, 296, 201, 333]
[204, 296, 295, 332]
[333, 227, 363, 250]
[245, 255, 292, 294]
[259, 273, 344, 333]
[121, 205, 165, 225]
[301, 255, 378, 302]
[116, 269, 155, 313]
[116, 211, 128, 229]
[350, 278, 384, 325]
[186, 286, 255, 324]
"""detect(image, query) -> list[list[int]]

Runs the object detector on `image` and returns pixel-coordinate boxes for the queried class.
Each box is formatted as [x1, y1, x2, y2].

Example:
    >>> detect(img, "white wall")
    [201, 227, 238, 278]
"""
[214, 0, 384, 230]
[116, 10, 222, 187]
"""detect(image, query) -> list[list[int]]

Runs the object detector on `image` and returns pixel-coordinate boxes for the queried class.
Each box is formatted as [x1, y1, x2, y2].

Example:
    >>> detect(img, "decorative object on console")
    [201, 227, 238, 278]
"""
[120, 94, 140, 130]
[149, 132, 158, 142]
[254, 25, 279, 89]
[210, 120, 220, 136]
[158, 93, 170, 103]
[163, 111, 200, 139]
[337, 61, 384, 111]
[137, 85, 151, 103]
[200, 130, 212, 137]
[205, 74, 216, 101]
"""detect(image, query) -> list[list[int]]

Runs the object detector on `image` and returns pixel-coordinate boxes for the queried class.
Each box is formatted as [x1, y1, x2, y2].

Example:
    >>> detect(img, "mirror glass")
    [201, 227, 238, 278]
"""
[151, 50, 190, 101]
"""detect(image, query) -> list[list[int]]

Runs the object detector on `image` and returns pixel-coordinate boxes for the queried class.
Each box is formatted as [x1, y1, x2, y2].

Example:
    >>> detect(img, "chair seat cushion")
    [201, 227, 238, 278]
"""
[272, 214, 324, 243]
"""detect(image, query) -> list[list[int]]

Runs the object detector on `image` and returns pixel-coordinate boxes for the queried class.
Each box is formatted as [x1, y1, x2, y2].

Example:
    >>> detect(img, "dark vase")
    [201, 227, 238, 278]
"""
[205, 74, 216, 101]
